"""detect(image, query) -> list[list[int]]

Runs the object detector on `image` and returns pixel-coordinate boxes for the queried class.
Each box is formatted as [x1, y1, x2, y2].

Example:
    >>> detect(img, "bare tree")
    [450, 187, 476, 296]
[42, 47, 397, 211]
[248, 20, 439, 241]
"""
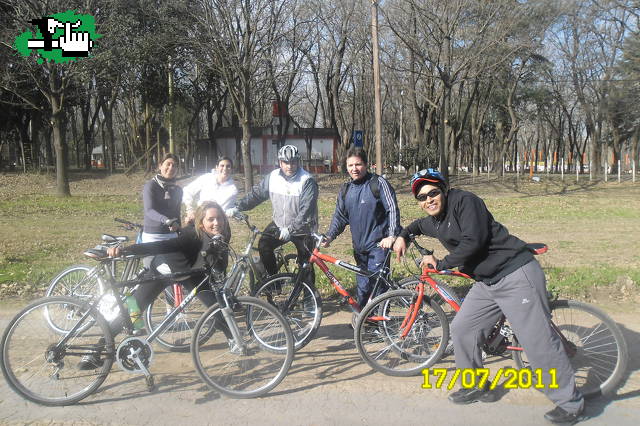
[0, 1, 103, 195]
[193, 0, 295, 190]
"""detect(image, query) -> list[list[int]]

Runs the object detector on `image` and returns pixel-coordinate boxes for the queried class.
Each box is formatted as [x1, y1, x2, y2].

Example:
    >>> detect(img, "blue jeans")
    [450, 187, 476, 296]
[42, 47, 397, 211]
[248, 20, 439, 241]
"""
[354, 247, 390, 308]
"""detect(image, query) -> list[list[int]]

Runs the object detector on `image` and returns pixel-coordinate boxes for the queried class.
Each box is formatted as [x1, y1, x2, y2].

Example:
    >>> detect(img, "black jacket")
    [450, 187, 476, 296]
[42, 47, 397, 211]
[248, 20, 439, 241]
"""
[123, 227, 228, 273]
[399, 188, 533, 284]
[142, 177, 183, 234]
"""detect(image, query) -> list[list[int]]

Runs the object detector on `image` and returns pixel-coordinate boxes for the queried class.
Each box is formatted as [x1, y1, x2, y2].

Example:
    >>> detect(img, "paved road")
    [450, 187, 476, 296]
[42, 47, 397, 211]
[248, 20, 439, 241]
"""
[0, 301, 638, 425]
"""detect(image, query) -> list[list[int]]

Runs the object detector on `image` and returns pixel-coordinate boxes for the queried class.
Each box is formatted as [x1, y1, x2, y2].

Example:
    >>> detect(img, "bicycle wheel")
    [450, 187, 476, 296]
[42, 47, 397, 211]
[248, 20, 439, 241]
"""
[46, 264, 103, 300]
[253, 273, 322, 351]
[398, 277, 460, 355]
[512, 299, 628, 398]
[355, 289, 449, 377]
[1, 296, 114, 406]
[144, 284, 209, 351]
[191, 296, 294, 398]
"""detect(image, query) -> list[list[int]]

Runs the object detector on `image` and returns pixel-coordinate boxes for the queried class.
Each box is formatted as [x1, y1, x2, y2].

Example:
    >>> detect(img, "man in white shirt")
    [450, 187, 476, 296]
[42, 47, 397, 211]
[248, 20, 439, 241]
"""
[182, 157, 238, 223]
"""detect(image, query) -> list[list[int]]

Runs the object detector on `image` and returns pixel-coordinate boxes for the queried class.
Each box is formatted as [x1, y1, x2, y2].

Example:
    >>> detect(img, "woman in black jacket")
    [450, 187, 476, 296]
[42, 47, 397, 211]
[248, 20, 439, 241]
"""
[78, 201, 233, 370]
[107, 200, 231, 311]
[141, 153, 183, 243]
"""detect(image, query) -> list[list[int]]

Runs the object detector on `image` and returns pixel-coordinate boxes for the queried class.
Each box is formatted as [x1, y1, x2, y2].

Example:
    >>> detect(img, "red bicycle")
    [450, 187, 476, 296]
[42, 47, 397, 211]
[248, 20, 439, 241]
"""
[253, 232, 448, 351]
[354, 236, 629, 399]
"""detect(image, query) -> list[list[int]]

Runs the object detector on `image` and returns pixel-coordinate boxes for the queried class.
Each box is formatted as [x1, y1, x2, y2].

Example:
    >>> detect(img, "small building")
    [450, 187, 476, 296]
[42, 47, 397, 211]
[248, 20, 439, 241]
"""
[91, 145, 123, 168]
[193, 103, 340, 174]
[91, 145, 105, 168]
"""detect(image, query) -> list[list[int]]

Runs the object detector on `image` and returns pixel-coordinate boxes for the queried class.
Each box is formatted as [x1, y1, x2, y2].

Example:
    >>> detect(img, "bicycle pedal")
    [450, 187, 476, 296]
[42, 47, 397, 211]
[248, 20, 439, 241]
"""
[145, 375, 155, 391]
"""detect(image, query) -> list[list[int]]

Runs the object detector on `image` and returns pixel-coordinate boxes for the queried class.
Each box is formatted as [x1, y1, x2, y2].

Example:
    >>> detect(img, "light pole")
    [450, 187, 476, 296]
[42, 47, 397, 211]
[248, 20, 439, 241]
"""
[399, 90, 403, 172]
[371, 0, 382, 174]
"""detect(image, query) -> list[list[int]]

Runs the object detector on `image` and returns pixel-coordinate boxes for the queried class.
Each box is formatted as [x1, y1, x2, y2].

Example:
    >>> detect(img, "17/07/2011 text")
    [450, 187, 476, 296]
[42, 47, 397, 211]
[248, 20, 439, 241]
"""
[421, 368, 559, 390]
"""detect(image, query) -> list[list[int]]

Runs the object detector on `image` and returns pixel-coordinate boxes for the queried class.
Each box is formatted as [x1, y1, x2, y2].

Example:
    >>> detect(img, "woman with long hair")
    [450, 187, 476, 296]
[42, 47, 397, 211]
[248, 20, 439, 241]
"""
[107, 201, 231, 311]
[142, 153, 183, 243]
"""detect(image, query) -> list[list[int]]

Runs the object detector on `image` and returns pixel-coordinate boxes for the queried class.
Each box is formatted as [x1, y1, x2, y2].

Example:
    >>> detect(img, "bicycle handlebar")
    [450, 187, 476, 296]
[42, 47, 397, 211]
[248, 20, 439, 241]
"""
[407, 234, 433, 256]
[232, 211, 249, 222]
[114, 217, 143, 230]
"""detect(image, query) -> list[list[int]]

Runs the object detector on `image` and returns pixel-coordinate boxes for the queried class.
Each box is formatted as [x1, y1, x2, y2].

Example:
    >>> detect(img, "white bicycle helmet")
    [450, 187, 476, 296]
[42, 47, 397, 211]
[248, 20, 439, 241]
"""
[277, 145, 300, 162]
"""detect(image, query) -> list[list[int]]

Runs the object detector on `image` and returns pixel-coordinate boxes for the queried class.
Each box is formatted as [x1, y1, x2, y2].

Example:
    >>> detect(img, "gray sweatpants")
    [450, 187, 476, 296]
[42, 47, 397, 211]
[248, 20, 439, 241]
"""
[450, 259, 584, 414]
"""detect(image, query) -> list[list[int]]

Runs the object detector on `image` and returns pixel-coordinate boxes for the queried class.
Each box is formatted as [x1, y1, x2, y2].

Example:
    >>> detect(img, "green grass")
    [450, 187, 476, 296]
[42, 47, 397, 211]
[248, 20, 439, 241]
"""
[0, 194, 141, 216]
[545, 266, 640, 298]
[1, 172, 639, 300]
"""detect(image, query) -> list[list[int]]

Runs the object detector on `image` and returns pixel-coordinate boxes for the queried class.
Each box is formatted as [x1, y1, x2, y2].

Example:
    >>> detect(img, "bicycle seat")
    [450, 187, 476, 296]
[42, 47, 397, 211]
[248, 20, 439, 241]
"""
[526, 243, 548, 255]
[84, 247, 108, 259]
[102, 234, 129, 244]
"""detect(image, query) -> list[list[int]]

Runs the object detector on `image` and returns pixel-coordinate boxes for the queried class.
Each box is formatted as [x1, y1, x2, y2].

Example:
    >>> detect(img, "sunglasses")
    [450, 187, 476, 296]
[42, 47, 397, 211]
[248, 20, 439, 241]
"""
[416, 189, 441, 202]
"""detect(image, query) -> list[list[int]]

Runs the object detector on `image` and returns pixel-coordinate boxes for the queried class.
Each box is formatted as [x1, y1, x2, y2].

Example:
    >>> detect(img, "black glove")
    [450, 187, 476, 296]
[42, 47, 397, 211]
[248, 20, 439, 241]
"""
[164, 218, 180, 231]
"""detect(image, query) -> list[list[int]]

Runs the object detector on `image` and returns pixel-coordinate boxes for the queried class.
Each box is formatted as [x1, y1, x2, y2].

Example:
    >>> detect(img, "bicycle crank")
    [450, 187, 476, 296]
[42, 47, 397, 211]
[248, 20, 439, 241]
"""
[115, 336, 155, 390]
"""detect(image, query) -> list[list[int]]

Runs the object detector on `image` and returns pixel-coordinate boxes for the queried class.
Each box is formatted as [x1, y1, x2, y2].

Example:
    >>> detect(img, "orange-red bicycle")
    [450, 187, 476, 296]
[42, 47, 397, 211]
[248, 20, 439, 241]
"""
[253, 232, 446, 352]
[354, 236, 629, 399]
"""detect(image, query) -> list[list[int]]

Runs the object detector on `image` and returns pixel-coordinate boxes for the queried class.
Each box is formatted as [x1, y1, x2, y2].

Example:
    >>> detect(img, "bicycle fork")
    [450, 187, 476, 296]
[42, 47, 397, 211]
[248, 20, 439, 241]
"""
[219, 293, 246, 353]
[400, 291, 425, 339]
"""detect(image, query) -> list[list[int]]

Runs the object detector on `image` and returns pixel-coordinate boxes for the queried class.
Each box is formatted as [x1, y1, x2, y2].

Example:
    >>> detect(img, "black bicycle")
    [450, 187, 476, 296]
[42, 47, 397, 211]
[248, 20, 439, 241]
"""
[0, 239, 294, 405]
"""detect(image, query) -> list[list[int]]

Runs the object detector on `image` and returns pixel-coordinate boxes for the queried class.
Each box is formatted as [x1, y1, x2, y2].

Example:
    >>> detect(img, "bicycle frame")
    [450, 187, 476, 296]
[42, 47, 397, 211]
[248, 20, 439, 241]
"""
[303, 233, 393, 314]
[145, 274, 210, 343]
[224, 215, 264, 295]
[417, 268, 468, 311]
[225, 213, 298, 296]
[409, 266, 529, 351]
[404, 237, 574, 354]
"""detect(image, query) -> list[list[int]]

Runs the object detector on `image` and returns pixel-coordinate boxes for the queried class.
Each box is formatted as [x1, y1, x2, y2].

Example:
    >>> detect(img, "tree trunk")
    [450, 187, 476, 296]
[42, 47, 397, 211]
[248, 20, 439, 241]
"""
[240, 115, 253, 191]
[48, 66, 70, 196]
[145, 102, 152, 172]
[31, 109, 42, 169]
[206, 101, 218, 165]
[104, 103, 115, 173]
[51, 104, 70, 196]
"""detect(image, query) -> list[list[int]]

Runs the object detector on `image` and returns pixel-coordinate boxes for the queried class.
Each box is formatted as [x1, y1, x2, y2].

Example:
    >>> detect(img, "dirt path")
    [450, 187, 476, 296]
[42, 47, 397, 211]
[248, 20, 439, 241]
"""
[0, 301, 638, 425]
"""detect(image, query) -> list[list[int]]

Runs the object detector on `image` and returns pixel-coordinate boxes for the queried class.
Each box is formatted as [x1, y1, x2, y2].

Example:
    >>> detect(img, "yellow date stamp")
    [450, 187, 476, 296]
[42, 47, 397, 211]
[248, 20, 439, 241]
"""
[421, 368, 559, 390]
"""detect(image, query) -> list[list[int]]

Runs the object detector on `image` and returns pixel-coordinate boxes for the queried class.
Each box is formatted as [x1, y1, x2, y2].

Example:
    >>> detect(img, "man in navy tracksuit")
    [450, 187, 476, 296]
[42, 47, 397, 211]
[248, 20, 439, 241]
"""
[323, 147, 401, 310]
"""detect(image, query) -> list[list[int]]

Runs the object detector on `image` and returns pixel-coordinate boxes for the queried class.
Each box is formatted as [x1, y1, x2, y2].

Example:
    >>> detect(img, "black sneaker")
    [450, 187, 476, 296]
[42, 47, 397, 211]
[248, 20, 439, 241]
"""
[544, 406, 585, 425]
[443, 339, 454, 356]
[77, 338, 105, 370]
[448, 386, 497, 404]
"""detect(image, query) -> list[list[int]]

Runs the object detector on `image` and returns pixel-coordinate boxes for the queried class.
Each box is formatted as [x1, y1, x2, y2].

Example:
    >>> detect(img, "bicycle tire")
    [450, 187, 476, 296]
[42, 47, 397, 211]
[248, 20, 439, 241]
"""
[45, 265, 110, 334]
[190, 296, 294, 398]
[354, 289, 449, 377]
[1, 296, 114, 406]
[46, 264, 102, 300]
[512, 299, 629, 399]
[144, 284, 209, 352]
[253, 273, 322, 351]
[398, 277, 460, 355]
